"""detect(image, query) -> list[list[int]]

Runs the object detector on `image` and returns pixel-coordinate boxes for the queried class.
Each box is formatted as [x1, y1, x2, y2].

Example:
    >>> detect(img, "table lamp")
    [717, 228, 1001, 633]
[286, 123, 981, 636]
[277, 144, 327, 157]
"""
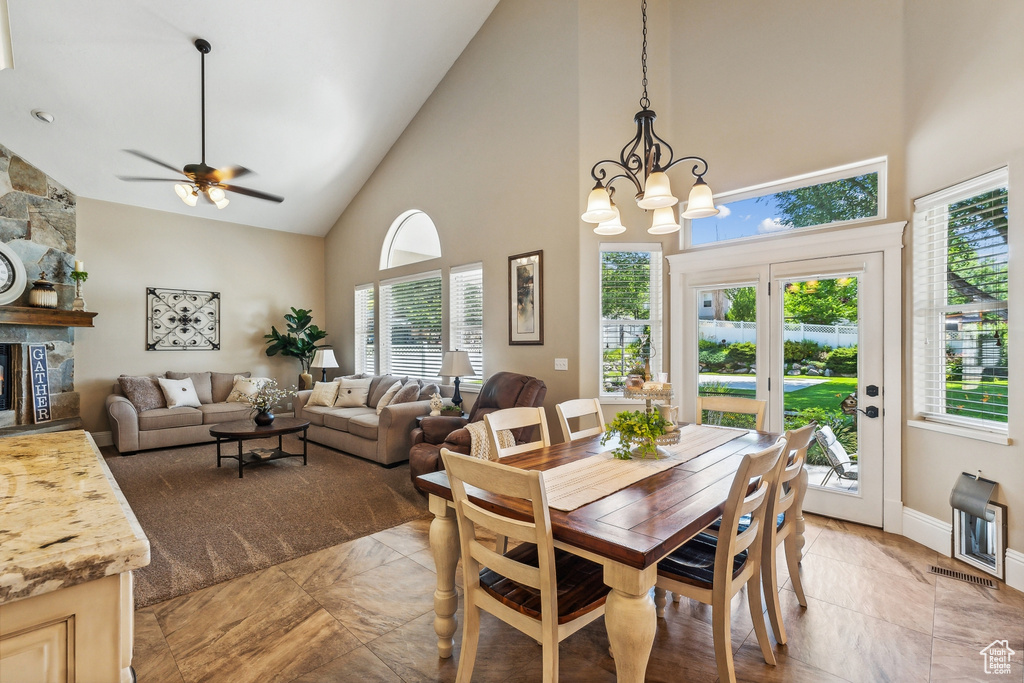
[311, 348, 339, 382]
[440, 350, 475, 410]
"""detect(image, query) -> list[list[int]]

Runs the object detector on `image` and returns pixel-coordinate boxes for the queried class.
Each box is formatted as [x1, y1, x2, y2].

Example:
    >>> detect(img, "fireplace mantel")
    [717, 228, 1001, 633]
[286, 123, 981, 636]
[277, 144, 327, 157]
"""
[0, 306, 97, 327]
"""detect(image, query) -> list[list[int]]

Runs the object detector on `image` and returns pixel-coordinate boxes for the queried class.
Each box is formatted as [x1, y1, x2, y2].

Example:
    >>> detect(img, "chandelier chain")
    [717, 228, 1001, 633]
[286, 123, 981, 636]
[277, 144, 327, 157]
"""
[640, 0, 649, 109]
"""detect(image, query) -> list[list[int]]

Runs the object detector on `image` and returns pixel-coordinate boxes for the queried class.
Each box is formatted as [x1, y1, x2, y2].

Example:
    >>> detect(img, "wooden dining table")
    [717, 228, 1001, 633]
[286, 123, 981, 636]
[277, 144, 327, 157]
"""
[416, 425, 798, 683]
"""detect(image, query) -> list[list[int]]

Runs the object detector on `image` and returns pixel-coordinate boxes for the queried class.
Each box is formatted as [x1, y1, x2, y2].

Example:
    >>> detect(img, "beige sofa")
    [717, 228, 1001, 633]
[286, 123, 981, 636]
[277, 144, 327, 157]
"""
[105, 371, 254, 454]
[294, 374, 454, 466]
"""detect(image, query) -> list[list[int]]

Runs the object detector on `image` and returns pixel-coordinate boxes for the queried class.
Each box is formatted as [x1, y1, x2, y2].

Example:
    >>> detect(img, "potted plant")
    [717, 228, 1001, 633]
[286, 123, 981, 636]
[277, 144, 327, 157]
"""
[264, 308, 328, 389]
[242, 379, 296, 426]
[601, 409, 669, 460]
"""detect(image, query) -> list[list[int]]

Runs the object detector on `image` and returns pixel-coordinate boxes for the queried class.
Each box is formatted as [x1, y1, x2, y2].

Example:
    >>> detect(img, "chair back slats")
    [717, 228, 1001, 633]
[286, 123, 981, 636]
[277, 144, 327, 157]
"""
[715, 437, 787, 570]
[696, 396, 767, 431]
[462, 500, 540, 546]
[469, 540, 542, 590]
[775, 424, 815, 519]
[485, 407, 552, 459]
[555, 398, 606, 442]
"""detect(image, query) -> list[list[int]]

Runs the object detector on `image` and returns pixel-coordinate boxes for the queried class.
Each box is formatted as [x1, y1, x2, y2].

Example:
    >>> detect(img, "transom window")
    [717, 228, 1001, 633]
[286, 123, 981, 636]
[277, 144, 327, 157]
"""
[689, 158, 886, 247]
[912, 168, 1008, 434]
[380, 210, 442, 269]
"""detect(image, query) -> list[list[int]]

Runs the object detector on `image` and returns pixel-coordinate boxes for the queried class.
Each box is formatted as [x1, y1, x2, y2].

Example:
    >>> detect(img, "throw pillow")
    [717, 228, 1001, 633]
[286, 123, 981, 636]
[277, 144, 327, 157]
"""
[165, 371, 213, 404]
[334, 377, 372, 407]
[118, 375, 166, 412]
[368, 374, 406, 408]
[226, 376, 270, 403]
[211, 371, 250, 403]
[157, 377, 202, 408]
[418, 382, 441, 400]
[388, 382, 421, 406]
[307, 381, 340, 407]
[375, 380, 404, 415]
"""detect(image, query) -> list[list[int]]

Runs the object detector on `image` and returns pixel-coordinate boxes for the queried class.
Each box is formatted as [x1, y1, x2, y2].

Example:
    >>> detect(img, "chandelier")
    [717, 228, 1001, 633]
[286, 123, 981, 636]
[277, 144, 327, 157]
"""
[581, 0, 719, 235]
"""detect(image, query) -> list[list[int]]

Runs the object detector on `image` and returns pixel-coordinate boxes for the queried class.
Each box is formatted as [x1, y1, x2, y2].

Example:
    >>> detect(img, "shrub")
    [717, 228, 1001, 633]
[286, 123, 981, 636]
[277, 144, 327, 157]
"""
[784, 407, 857, 466]
[699, 336, 725, 352]
[946, 355, 963, 382]
[699, 349, 728, 368]
[726, 341, 757, 365]
[783, 339, 830, 364]
[825, 346, 858, 374]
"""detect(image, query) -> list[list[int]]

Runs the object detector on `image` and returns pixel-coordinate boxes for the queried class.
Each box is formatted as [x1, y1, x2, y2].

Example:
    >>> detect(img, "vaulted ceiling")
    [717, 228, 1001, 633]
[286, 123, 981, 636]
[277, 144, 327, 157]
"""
[0, 0, 499, 235]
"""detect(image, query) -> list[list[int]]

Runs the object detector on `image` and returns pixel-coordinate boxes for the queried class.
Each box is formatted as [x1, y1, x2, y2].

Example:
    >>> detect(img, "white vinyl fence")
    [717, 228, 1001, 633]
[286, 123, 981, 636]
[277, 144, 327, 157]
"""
[699, 320, 858, 348]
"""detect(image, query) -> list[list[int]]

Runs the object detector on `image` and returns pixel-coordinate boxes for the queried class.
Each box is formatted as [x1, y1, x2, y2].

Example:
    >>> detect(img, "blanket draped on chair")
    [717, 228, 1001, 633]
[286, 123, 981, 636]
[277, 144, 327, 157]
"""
[465, 421, 515, 460]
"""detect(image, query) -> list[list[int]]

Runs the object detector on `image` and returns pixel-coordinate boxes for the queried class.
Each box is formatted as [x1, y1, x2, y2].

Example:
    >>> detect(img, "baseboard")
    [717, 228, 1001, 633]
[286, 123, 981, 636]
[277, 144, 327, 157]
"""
[902, 506, 952, 556]
[1006, 548, 1024, 592]
[90, 431, 113, 447]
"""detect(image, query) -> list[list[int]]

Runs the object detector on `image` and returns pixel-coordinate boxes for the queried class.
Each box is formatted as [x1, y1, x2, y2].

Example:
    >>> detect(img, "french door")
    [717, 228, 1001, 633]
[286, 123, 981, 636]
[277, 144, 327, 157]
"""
[683, 252, 884, 526]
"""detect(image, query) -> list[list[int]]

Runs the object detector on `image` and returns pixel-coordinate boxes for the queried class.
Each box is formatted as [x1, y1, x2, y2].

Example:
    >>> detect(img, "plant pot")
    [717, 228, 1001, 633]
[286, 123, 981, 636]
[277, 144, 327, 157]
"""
[300, 372, 314, 390]
[254, 410, 275, 426]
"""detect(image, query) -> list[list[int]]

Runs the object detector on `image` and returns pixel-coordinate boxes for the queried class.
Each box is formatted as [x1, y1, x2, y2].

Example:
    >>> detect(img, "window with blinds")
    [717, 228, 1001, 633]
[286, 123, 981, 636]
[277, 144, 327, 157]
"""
[912, 168, 1008, 432]
[380, 271, 443, 379]
[450, 263, 484, 383]
[354, 284, 375, 374]
[600, 245, 662, 395]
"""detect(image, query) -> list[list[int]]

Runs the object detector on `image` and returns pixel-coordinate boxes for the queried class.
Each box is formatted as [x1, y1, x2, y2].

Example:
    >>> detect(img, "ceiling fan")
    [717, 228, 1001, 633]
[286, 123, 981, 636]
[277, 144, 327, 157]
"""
[118, 38, 283, 209]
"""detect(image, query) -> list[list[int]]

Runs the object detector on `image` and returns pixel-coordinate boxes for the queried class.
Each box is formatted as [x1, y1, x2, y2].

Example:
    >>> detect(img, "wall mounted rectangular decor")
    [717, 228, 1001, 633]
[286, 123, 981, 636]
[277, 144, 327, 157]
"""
[147, 287, 220, 351]
[508, 250, 543, 345]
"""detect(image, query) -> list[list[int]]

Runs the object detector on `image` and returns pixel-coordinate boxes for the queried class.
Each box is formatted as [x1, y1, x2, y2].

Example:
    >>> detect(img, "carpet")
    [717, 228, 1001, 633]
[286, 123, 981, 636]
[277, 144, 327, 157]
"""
[102, 436, 428, 608]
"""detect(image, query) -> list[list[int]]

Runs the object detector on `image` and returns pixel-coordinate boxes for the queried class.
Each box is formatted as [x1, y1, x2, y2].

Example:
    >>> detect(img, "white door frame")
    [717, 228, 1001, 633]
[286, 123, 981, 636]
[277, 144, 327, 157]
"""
[667, 221, 906, 534]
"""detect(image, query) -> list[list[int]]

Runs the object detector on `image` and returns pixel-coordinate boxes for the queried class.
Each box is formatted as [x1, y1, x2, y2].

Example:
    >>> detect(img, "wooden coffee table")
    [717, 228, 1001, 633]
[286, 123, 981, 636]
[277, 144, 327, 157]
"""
[210, 417, 310, 478]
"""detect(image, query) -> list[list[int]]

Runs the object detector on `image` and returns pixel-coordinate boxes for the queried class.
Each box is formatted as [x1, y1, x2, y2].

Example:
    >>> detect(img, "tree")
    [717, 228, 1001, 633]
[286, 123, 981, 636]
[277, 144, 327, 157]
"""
[602, 251, 651, 319]
[763, 173, 878, 228]
[725, 287, 756, 322]
[783, 278, 858, 325]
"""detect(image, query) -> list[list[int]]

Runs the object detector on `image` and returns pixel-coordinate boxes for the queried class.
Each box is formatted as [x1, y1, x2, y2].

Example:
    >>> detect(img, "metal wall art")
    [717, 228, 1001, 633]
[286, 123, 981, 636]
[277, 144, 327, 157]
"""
[147, 287, 221, 351]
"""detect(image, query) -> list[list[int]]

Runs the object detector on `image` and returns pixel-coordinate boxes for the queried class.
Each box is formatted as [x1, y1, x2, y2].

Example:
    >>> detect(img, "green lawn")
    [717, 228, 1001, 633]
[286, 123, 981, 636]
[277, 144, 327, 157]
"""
[945, 380, 1008, 422]
[784, 377, 859, 412]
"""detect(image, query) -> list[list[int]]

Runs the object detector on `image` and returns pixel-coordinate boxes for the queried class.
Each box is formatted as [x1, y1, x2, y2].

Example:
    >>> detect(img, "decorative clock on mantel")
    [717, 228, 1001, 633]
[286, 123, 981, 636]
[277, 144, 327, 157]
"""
[0, 242, 28, 306]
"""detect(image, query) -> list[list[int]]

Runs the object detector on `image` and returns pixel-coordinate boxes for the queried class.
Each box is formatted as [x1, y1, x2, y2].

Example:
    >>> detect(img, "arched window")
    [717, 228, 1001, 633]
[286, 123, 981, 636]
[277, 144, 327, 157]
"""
[380, 210, 442, 269]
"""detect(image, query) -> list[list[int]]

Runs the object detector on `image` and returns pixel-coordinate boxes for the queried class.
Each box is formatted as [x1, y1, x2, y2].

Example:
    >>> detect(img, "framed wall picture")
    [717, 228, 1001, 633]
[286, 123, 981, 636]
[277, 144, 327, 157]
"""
[508, 250, 543, 345]
[147, 287, 221, 350]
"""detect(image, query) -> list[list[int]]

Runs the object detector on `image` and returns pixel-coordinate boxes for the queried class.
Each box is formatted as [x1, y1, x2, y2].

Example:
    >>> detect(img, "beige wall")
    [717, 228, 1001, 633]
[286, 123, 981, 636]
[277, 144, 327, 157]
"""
[903, 0, 1024, 548]
[324, 0, 580, 432]
[75, 198, 325, 433]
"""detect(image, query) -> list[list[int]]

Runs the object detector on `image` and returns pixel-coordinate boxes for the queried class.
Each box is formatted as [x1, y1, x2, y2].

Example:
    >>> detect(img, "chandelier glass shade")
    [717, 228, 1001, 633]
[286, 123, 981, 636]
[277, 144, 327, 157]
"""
[582, 0, 719, 235]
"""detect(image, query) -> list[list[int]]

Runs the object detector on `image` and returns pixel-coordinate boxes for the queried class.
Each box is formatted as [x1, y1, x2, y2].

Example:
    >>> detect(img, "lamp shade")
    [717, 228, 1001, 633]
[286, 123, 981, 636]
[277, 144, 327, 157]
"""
[175, 183, 198, 207]
[637, 171, 678, 209]
[311, 348, 339, 369]
[593, 203, 627, 235]
[581, 185, 617, 223]
[440, 350, 475, 377]
[648, 206, 680, 234]
[680, 177, 720, 219]
[213, 196, 230, 210]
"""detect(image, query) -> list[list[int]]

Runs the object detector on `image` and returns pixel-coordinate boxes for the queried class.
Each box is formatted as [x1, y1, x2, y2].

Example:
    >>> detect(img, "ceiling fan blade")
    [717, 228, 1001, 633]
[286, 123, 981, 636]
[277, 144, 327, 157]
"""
[124, 149, 186, 175]
[221, 184, 284, 203]
[213, 165, 251, 182]
[116, 176, 182, 183]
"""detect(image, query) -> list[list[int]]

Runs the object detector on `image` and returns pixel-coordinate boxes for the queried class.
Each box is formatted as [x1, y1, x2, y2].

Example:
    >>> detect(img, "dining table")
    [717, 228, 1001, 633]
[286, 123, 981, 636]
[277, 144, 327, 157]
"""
[416, 424, 802, 683]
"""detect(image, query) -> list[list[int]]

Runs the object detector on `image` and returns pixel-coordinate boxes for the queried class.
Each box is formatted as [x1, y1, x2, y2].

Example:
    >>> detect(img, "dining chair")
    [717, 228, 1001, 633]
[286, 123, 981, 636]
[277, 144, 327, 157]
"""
[554, 398, 605, 442]
[696, 395, 767, 431]
[484, 406, 551, 459]
[654, 436, 788, 683]
[440, 448, 610, 683]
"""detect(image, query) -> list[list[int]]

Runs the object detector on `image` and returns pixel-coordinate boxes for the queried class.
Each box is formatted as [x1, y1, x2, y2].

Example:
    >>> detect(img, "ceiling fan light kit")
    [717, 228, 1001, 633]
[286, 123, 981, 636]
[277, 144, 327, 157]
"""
[118, 38, 283, 209]
[581, 0, 718, 235]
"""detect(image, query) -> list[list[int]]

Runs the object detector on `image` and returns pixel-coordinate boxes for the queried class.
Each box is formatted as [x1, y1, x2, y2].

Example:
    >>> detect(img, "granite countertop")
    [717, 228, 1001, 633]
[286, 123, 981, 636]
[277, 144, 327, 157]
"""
[0, 430, 150, 605]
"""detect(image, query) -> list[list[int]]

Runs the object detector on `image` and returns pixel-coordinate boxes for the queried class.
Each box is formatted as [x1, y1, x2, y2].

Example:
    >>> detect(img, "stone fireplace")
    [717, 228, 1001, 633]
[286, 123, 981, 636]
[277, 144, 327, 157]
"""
[1, 143, 84, 435]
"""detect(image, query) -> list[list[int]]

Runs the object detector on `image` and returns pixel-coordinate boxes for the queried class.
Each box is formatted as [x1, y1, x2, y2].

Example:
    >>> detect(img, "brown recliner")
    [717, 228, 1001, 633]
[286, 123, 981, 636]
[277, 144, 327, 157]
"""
[409, 371, 547, 491]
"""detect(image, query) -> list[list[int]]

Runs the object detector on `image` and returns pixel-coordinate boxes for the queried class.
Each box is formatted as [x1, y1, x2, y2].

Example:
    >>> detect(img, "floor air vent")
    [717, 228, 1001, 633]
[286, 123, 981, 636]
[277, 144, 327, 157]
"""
[928, 565, 997, 588]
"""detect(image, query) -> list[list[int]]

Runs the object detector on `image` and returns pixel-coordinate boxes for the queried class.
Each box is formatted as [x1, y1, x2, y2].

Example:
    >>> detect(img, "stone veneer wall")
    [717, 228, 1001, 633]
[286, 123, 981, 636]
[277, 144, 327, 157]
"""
[0, 142, 79, 428]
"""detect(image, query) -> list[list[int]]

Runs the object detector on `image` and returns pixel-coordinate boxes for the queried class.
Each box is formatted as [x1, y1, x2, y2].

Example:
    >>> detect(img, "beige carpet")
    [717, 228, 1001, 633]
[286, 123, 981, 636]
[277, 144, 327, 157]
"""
[102, 436, 428, 608]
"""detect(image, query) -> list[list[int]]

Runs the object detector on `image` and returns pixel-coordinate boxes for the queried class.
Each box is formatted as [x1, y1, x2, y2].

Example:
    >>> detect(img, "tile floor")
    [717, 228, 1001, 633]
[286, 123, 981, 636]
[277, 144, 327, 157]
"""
[133, 514, 1024, 683]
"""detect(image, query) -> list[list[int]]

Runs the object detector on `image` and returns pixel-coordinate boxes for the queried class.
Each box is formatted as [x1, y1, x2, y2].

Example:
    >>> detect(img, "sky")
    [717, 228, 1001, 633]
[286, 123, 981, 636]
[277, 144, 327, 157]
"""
[690, 195, 791, 245]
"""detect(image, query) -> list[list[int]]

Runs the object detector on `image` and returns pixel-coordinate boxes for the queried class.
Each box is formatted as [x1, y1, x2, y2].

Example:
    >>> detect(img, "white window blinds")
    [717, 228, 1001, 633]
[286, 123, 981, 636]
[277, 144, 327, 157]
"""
[912, 168, 1008, 432]
[600, 245, 663, 395]
[354, 284, 375, 375]
[449, 263, 484, 383]
[380, 271, 443, 379]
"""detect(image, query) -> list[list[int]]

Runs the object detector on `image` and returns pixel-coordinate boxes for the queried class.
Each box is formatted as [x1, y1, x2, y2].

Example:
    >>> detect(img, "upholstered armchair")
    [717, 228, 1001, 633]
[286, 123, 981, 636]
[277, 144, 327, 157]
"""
[409, 371, 547, 491]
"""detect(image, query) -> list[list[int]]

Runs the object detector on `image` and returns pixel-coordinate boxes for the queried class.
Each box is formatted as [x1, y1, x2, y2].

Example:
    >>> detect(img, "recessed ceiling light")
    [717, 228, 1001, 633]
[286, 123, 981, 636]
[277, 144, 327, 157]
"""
[31, 110, 54, 124]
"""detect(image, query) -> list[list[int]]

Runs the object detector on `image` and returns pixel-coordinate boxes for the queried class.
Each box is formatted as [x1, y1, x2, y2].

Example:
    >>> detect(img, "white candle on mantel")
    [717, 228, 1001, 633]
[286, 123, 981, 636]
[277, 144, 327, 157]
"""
[74, 261, 84, 272]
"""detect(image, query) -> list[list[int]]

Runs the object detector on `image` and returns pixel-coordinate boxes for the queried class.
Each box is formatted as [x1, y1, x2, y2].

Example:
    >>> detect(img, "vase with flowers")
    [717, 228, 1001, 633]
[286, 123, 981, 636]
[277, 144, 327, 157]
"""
[242, 379, 296, 426]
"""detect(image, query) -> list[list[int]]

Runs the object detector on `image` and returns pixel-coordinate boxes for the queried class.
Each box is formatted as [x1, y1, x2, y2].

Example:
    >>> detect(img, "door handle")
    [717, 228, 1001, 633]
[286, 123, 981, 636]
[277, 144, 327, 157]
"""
[863, 406, 879, 418]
